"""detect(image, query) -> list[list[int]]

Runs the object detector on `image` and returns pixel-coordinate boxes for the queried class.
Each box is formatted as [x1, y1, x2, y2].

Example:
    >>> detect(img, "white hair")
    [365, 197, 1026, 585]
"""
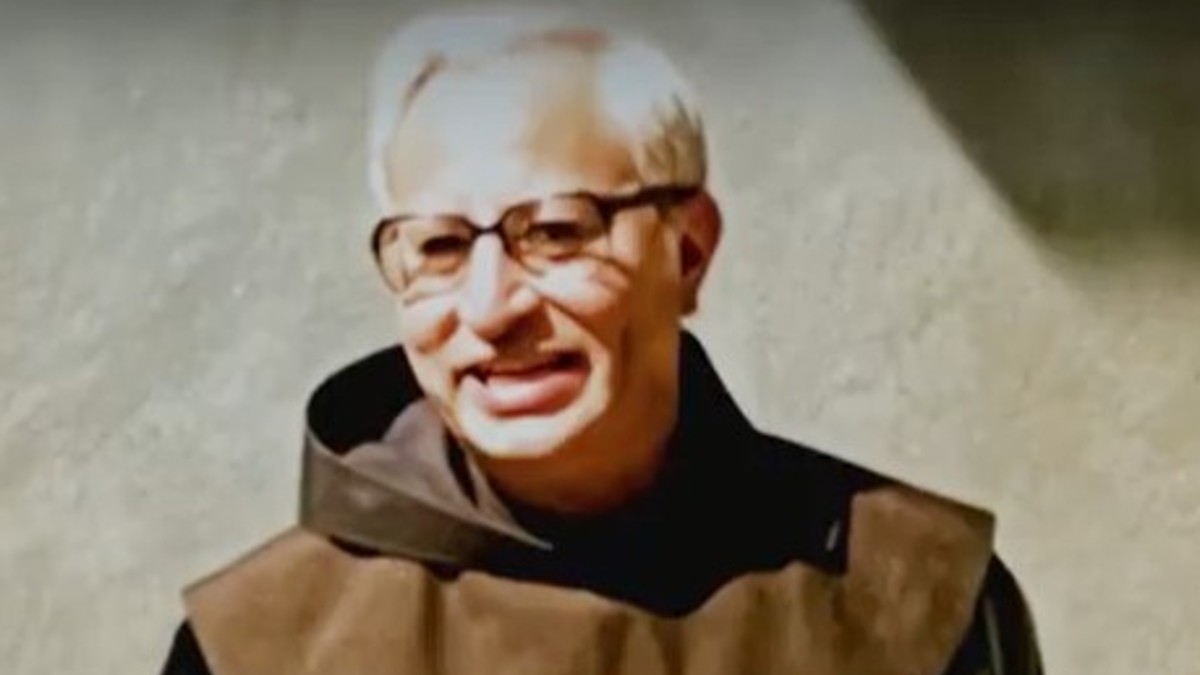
[366, 5, 708, 213]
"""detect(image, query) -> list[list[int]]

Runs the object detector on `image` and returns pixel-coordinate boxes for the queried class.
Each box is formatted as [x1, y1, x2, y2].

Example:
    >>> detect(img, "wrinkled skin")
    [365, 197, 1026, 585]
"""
[375, 50, 720, 514]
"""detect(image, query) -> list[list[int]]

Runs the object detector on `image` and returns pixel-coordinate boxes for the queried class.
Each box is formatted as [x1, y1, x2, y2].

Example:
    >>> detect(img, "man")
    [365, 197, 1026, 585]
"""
[161, 8, 1042, 675]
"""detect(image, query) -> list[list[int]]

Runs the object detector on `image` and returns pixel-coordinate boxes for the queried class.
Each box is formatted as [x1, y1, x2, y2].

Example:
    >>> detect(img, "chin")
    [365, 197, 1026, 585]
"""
[456, 392, 607, 461]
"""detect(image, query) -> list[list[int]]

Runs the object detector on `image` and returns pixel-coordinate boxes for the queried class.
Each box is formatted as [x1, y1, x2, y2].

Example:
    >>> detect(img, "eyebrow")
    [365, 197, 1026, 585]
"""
[384, 196, 549, 226]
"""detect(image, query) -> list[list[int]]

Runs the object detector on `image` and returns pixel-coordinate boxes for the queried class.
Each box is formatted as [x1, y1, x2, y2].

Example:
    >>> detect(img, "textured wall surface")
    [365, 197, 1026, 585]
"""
[3, 1, 1199, 673]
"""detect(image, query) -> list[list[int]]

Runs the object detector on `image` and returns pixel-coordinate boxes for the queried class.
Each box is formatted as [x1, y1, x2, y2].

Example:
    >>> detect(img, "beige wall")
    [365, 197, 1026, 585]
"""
[3, 1, 1198, 673]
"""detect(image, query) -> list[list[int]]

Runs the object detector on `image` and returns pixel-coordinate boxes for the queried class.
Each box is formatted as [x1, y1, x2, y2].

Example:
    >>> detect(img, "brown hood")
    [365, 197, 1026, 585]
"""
[185, 332, 997, 675]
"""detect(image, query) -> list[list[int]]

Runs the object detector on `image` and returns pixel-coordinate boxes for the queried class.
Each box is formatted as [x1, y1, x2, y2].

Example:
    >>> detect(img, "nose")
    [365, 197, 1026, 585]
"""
[456, 233, 536, 339]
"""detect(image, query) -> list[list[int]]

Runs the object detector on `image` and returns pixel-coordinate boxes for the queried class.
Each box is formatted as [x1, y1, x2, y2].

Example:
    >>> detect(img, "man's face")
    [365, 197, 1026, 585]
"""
[375, 52, 691, 463]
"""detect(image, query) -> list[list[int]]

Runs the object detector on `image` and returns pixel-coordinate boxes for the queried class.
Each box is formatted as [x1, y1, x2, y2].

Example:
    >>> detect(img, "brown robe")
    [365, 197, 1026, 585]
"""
[179, 334, 1015, 675]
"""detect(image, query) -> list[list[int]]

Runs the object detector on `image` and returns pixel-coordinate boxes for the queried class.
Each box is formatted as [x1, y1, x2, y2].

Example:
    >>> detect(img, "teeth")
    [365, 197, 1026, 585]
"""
[480, 353, 567, 377]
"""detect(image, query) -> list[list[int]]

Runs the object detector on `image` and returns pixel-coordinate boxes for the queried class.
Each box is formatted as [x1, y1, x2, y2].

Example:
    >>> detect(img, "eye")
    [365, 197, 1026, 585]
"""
[404, 222, 474, 276]
[419, 233, 472, 257]
[524, 220, 589, 249]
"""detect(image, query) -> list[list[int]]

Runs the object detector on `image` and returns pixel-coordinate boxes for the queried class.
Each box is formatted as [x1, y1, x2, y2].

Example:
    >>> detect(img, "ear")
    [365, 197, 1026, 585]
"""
[676, 189, 722, 315]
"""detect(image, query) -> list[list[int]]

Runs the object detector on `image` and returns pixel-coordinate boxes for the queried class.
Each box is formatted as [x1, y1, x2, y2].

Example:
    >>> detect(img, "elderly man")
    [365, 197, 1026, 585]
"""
[161, 8, 1041, 675]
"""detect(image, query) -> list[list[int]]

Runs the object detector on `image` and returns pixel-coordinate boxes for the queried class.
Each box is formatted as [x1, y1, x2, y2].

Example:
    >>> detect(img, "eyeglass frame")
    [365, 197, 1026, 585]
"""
[370, 183, 700, 288]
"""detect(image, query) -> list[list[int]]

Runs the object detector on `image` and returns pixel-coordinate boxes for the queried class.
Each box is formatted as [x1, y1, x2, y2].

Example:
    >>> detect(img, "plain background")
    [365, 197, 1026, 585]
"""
[3, 0, 1199, 673]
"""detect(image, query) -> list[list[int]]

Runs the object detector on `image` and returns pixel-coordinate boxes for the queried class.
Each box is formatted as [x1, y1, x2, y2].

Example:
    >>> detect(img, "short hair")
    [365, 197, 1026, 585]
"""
[367, 5, 708, 213]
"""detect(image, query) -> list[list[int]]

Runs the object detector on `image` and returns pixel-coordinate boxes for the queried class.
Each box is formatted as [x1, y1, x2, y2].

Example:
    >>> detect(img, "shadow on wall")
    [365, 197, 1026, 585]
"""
[852, 0, 1200, 261]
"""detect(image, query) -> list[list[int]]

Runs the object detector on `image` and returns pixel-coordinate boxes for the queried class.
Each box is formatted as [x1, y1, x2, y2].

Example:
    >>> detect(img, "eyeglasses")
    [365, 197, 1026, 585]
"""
[372, 184, 698, 299]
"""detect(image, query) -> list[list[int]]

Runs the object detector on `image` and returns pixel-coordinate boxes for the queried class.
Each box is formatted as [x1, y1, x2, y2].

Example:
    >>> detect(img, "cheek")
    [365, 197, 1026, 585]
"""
[396, 296, 456, 352]
[536, 221, 676, 324]
[619, 231, 683, 331]
[395, 298, 459, 395]
[531, 262, 632, 341]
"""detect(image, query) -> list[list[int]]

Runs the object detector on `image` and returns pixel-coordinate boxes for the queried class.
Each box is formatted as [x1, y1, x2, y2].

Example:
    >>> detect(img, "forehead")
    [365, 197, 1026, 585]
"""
[381, 50, 639, 216]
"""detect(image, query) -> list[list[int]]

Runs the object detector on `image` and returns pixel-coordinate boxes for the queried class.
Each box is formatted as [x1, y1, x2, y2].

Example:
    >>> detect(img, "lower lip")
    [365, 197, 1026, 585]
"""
[462, 356, 589, 417]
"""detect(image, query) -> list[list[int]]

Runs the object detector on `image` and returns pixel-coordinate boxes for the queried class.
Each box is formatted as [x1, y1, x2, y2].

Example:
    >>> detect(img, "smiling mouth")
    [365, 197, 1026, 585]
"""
[461, 351, 590, 416]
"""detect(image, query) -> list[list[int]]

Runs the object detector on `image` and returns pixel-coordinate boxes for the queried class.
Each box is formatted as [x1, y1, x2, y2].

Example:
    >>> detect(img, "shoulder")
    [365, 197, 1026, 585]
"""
[183, 527, 398, 624]
[745, 431, 995, 531]
[180, 528, 405, 675]
[748, 433, 1044, 672]
[942, 555, 1044, 675]
[737, 433, 1013, 669]
[736, 431, 997, 575]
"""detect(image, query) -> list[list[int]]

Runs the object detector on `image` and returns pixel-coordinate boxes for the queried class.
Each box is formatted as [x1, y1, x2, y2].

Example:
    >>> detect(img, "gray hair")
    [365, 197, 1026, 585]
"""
[367, 5, 708, 213]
